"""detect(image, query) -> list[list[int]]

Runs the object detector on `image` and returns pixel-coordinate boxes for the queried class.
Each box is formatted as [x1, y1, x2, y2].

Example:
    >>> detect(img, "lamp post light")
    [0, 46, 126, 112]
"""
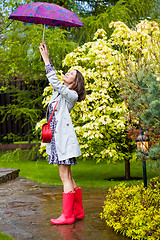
[135, 129, 149, 188]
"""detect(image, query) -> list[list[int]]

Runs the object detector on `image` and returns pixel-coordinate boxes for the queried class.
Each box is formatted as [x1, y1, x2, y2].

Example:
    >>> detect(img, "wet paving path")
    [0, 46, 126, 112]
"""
[0, 178, 129, 240]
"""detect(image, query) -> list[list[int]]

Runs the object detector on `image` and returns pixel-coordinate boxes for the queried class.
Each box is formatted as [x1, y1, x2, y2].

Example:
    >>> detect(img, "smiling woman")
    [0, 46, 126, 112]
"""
[39, 41, 86, 225]
[63, 70, 77, 87]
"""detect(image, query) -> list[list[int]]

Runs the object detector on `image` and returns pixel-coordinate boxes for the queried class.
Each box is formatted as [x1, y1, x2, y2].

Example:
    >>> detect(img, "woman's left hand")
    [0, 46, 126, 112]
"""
[39, 41, 50, 65]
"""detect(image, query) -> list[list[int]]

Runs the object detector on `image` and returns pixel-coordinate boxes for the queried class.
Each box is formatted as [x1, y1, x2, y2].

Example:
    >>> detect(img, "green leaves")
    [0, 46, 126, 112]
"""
[75, 0, 159, 44]
[101, 177, 160, 239]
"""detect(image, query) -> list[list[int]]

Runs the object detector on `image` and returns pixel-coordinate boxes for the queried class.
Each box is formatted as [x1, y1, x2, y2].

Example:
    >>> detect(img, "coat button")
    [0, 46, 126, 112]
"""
[55, 131, 57, 133]
[67, 124, 69, 126]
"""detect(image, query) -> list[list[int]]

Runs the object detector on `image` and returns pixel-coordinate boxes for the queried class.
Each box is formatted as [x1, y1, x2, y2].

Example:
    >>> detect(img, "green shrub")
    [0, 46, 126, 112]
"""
[0, 232, 15, 240]
[101, 177, 160, 240]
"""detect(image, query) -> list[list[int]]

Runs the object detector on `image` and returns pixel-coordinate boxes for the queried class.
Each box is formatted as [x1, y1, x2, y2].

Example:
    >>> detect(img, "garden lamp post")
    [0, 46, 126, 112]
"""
[135, 129, 149, 188]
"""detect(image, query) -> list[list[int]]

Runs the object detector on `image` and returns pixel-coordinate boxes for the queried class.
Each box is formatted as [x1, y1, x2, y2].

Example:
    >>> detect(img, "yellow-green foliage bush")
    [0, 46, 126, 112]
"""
[101, 177, 160, 240]
[36, 20, 159, 163]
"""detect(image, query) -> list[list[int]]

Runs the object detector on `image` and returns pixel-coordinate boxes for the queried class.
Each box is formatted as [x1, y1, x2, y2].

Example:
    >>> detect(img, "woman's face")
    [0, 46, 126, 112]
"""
[63, 70, 77, 88]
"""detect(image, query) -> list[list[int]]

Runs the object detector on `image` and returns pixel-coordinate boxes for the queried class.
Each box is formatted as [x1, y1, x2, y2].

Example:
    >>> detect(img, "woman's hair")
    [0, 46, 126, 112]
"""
[72, 70, 86, 102]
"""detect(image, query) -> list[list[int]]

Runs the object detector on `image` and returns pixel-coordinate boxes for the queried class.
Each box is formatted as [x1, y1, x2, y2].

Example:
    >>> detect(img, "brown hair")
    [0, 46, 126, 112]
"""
[72, 70, 86, 102]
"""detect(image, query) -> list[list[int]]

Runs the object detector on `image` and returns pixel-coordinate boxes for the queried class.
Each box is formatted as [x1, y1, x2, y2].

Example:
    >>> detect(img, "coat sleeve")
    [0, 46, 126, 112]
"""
[46, 69, 78, 104]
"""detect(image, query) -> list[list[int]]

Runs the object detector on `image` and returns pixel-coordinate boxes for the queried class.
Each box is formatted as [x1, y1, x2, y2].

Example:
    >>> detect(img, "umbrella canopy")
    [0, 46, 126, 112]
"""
[9, 2, 83, 28]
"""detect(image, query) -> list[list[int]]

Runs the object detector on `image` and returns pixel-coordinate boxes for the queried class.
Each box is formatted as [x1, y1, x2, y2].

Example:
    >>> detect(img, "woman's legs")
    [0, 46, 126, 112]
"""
[58, 164, 84, 220]
[58, 164, 75, 193]
[50, 164, 84, 224]
[50, 164, 76, 225]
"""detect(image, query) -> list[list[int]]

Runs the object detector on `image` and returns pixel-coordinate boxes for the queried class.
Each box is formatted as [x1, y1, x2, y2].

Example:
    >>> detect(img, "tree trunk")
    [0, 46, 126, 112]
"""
[125, 159, 130, 180]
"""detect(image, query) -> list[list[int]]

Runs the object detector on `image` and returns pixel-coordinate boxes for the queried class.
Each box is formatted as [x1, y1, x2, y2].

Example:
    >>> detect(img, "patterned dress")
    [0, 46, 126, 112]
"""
[46, 62, 77, 166]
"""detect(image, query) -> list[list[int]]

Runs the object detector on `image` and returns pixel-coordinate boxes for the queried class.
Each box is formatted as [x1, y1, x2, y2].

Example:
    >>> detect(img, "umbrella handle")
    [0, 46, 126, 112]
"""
[43, 24, 45, 42]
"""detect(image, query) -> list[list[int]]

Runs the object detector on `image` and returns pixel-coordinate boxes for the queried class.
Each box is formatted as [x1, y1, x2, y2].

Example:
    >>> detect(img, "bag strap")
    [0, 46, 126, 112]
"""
[48, 101, 59, 124]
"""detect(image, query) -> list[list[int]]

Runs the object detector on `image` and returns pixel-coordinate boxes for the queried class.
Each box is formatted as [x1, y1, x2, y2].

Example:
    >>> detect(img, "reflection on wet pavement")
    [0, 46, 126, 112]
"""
[0, 177, 129, 240]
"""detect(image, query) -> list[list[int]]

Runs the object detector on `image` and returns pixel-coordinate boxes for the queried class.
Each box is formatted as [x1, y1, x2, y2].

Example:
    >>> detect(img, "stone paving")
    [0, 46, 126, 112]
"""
[0, 168, 20, 184]
[0, 176, 129, 240]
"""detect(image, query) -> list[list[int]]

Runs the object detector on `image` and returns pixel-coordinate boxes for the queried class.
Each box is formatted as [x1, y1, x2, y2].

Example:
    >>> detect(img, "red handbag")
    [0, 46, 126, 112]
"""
[41, 101, 59, 143]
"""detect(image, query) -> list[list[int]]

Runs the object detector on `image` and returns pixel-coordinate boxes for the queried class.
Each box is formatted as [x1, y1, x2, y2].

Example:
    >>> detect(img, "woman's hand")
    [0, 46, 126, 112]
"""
[39, 41, 50, 65]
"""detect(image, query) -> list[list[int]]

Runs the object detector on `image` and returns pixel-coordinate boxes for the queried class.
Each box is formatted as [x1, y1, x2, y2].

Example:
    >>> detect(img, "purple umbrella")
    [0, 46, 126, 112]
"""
[9, 2, 83, 60]
[9, 2, 83, 28]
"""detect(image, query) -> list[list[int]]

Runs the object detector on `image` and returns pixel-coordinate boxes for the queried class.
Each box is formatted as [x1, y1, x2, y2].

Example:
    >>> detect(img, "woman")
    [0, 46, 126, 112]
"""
[39, 42, 86, 225]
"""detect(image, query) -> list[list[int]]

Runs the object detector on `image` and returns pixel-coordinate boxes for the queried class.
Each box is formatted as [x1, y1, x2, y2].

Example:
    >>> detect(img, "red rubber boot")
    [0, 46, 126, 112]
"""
[74, 187, 85, 220]
[50, 191, 75, 225]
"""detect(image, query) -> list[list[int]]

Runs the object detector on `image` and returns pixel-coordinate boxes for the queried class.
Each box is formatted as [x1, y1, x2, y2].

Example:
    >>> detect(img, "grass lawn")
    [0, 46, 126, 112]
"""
[0, 232, 15, 240]
[0, 150, 158, 187]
